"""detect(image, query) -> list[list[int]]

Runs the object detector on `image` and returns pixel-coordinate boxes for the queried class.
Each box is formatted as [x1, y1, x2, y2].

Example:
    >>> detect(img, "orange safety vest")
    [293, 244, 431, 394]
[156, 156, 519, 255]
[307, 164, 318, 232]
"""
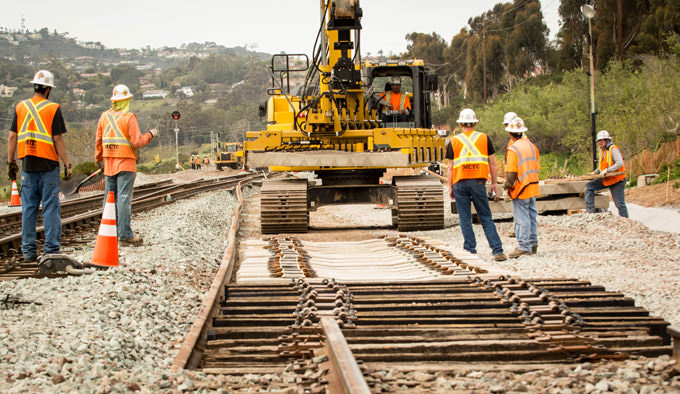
[101, 110, 137, 159]
[195, 156, 201, 165]
[450, 130, 490, 185]
[506, 138, 540, 199]
[16, 97, 60, 161]
[599, 144, 626, 186]
[384, 91, 410, 111]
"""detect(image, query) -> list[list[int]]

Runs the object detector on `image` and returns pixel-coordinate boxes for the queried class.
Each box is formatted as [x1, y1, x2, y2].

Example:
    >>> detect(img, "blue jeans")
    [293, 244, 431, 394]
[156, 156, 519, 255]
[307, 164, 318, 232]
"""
[453, 179, 504, 255]
[104, 171, 136, 240]
[21, 167, 61, 258]
[585, 178, 628, 218]
[512, 197, 538, 252]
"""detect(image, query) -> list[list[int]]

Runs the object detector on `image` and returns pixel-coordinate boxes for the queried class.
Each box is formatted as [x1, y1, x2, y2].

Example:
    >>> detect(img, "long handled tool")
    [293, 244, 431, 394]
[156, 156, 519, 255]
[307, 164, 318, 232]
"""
[60, 169, 103, 199]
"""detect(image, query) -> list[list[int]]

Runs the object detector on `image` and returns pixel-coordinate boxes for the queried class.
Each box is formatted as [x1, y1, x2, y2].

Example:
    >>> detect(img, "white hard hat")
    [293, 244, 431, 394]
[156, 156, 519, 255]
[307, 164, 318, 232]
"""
[111, 84, 133, 102]
[390, 76, 402, 85]
[596, 130, 611, 141]
[456, 108, 478, 124]
[30, 70, 56, 88]
[505, 117, 528, 133]
[503, 111, 518, 125]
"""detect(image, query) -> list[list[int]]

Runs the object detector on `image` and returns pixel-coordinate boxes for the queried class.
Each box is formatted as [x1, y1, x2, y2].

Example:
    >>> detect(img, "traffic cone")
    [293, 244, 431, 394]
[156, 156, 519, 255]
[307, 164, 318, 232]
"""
[9, 180, 21, 206]
[90, 191, 119, 267]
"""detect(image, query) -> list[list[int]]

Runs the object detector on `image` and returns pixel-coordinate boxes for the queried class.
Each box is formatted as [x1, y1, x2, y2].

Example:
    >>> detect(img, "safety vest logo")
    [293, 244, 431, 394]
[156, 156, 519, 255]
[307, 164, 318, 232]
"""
[102, 112, 134, 149]
[452, 132, 488, 170]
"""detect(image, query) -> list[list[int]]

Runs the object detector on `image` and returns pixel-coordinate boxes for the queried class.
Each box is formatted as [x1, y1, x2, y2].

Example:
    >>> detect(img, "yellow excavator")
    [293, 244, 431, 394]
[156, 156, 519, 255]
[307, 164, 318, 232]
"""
[215, 142, 244, 170]
[243, 0, 445, 233]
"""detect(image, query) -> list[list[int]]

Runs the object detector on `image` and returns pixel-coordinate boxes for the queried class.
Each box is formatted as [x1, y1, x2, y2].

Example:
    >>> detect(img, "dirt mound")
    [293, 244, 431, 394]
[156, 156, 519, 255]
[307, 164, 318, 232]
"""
[626, 181, 680, 208]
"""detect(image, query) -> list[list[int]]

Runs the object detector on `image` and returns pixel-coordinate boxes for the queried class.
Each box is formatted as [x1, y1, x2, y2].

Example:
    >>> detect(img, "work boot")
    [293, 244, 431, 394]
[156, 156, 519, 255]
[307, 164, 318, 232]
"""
[493, 253, 507, 262]
[23, 255, 38, 263]
[509, 249, 532, 259]
[531, 245, 538, 254]
[120, 237, 144, 246]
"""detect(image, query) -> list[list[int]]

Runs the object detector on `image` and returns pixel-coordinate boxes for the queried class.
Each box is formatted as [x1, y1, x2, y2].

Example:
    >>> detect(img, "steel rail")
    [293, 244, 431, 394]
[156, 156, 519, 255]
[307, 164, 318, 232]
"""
[172, 178, 246, 370]
[0, 173, 262, 279]
[320, 316, 371, 394]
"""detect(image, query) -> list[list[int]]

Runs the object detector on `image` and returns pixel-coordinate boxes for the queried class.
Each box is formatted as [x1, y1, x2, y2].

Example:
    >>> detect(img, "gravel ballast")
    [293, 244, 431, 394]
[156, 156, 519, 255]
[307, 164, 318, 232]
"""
[0, 187, 251, 392]
[1, 178, 679, 392]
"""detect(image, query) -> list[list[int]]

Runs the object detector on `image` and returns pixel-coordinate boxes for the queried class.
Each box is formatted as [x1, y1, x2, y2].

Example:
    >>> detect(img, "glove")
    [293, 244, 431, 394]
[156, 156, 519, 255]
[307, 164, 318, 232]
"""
[589, 170, 599, 175]
[600, 169, 608, 176]
[96, 160, 104, 171]
[7, 161, 18, 181]
[149, 128, 159, 138]
[64, 163, 72, 181]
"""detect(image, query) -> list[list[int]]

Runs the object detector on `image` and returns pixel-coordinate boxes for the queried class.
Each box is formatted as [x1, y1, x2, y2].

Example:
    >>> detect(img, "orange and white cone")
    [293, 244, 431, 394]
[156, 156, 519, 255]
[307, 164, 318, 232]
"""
[9, 180, 21, 206]
[90, 191, 119, 267]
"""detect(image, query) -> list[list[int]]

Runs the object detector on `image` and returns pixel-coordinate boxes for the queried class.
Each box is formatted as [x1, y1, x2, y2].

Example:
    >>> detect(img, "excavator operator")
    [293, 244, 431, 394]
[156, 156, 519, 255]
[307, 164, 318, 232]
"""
[380, 77, 411, 123]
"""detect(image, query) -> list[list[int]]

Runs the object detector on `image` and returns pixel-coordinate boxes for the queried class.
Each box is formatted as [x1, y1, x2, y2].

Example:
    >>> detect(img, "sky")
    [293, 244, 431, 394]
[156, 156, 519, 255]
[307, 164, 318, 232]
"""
[1, 0, 561, 56]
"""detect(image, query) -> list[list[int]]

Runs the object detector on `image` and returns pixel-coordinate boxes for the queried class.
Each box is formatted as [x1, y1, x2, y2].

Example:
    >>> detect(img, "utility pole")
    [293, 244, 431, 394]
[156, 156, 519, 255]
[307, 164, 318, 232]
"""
[617, 0, 623, 60]
[482, 13, 487, 105]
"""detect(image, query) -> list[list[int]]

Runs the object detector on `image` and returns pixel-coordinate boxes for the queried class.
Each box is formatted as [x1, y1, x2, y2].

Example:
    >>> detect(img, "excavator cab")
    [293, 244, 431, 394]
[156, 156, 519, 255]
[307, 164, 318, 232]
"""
[364, 60, 438, 129]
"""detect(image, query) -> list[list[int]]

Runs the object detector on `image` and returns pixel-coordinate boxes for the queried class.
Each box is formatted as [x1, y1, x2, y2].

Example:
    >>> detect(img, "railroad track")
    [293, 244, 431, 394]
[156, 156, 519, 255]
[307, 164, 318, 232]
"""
[174, 182, 677, 393]
[0, 172, 264, 280]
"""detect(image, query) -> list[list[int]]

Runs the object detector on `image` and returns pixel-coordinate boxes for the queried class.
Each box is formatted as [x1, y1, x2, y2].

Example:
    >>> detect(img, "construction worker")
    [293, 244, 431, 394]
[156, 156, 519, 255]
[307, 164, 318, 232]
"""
[190, 154, 195, 170]
[194, 155, 201, 170]
[503, 111, 519, 238]
[446, 108, 507, 262]
[503, 117, 540, 258]
[95, 84, 159, 246]
[203, 155, 209, 167]
[585, 130, 629, 217]
[6, 70, 72, 263]
[381, 77, 411, 123]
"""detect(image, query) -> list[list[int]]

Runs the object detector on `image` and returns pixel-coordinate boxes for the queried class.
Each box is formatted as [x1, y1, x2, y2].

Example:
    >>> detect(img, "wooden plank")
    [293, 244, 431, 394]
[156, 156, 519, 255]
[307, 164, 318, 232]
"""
[464, 194, 609, 214]
[543, 171, 625, 184]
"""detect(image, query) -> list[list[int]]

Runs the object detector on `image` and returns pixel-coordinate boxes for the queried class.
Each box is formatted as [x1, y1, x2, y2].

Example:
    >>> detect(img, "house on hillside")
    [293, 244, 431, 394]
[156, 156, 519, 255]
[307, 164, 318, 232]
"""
[0, 85, 18, 97]
[143, 90, 169, 99]
[176, 86, 194, 98]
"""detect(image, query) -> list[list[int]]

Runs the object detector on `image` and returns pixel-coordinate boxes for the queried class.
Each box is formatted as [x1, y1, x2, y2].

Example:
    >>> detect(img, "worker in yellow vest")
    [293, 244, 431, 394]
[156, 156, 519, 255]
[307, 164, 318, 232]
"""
[503, 117, 540, 258]
[585, 130, 628, 217]
[446, 108, 507, 262]
[7, 70, 72, 262]
[95, 84, 159, 246]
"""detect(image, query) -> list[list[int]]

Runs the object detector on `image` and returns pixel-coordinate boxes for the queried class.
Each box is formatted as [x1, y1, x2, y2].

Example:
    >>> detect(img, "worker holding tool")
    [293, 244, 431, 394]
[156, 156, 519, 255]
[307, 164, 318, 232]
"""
[446, 108, 507, 262]
[503, 117, 540, 258]
[6, 70, 72, 263]
[585, 130, 629, 217]
[95, 84, 158, 246]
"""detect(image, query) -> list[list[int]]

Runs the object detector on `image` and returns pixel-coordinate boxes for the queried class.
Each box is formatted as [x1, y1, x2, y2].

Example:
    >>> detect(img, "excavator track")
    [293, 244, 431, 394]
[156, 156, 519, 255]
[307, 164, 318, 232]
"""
[260, 179, 309, 234]
[394, 175, 444, 231]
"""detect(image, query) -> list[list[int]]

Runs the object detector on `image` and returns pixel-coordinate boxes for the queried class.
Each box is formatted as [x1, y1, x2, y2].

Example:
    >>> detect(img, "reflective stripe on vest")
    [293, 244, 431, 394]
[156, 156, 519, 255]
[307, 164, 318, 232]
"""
[385, 91, 406, 111]
[599, 144, 626, 187]
[16, 98, 59, 161]
[507, 139, 539, 199]
[450, 131, 489, 184]
[102, 111, 137, 159]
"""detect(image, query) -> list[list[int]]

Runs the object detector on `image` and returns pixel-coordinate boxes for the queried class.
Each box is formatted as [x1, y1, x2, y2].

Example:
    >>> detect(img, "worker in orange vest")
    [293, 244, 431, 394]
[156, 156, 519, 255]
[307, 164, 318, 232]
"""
[7, 70, 73, 263]
[585, 130, 628, 217]
[503, 117, 540, 258]
[95, 84, 159, 246]
[381, 77, 411, 123]
[194, 155, 201, 170]
[446, 108, 506, 262]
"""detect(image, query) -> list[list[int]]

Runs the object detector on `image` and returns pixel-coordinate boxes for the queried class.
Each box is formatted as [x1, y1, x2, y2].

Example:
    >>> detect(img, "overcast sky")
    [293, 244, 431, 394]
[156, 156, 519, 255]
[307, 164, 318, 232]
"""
[1, 0, 561, 56]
